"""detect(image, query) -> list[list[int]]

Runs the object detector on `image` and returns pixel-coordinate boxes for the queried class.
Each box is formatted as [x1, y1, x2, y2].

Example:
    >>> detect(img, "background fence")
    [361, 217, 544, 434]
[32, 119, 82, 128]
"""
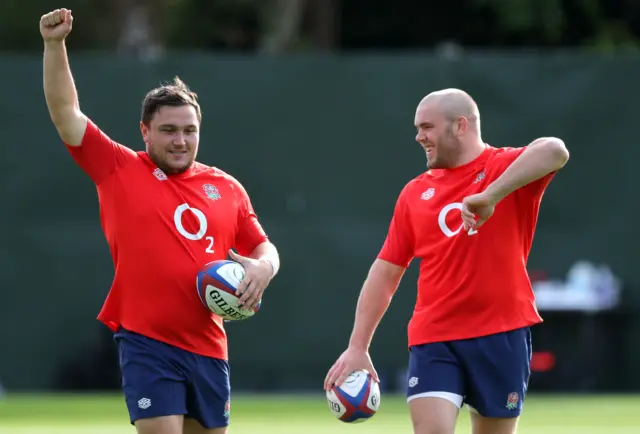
[1, 1, 639, 432]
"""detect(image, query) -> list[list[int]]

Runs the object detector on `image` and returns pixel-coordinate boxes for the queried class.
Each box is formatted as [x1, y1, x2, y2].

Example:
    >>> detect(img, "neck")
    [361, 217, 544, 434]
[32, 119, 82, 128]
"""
[452, 139, 486, 167]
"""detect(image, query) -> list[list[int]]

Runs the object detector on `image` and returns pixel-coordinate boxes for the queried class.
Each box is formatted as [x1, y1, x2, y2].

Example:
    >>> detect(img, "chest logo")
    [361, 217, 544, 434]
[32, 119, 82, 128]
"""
[153, 168, 168, 181]
[439, 202, 478, 237]
[203, 184, 221, 200]
[421, 188, 435, 200]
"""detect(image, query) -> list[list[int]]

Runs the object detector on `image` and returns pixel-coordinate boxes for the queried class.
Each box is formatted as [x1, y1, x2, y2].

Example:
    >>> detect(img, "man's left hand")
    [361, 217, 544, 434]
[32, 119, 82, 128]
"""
[461, 191, 498, 231]
[228, 249, 274, 311]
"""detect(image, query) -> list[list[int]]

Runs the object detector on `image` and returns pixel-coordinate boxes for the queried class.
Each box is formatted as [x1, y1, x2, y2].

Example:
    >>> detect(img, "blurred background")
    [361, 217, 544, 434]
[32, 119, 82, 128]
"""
[0, 0, 639, 432]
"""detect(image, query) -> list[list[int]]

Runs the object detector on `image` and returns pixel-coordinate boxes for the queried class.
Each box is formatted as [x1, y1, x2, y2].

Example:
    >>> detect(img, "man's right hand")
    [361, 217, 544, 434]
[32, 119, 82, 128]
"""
[40, 9, 73, 42]
[324, 347, 379, 391]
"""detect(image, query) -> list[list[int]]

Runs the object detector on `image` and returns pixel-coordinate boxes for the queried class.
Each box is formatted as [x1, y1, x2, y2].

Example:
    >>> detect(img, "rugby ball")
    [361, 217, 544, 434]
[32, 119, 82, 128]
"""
[326, 370, 380, 423]
[196, 260, 261, 321]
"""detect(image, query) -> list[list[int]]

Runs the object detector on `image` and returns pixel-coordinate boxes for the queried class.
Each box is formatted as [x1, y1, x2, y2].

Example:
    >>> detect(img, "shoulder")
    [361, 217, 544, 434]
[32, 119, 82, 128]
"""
[486, 145, 525, 165]
[131, 151, 158, 170]
[472, 145, 525, 177]
[396, 172, 431, 203]
[193, 162, 250, 195]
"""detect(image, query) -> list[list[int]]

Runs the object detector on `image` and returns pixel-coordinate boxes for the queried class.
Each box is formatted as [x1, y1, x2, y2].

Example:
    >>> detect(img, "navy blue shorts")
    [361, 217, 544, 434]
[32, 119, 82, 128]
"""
[406, 327, 532, 418]
[114, 328, 231, 429]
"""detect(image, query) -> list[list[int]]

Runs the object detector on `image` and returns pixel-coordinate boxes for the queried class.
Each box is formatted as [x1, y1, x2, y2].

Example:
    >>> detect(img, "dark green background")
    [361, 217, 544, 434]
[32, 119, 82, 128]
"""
[1, 53, 637, 391]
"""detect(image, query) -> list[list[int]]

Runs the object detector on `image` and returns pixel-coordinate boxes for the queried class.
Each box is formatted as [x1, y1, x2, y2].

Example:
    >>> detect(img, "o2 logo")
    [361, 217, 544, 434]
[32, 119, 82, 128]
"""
[437, 202, 478, 238]
[174, 203, 215, 253]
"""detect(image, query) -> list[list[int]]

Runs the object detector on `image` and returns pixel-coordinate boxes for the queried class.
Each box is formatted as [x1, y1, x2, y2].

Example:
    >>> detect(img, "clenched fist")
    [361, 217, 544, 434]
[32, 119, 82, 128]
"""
[40, 9, 73, 42]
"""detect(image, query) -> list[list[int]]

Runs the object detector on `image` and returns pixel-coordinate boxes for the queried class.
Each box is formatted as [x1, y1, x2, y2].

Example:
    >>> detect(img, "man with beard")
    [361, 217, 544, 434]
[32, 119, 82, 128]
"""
[41, 8, 280, 434]
[325, 88, 569, 434]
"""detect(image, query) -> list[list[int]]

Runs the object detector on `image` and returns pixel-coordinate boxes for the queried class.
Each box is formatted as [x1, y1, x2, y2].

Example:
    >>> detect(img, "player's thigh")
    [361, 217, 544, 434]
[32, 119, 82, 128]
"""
[135, 415, 183, 434]
[406, 343, 465, 434]
[460, 327, 532, 418]
[115, 328, 189, 425]
[184, 418, 227, 434]
[470, 412, 520, 434]
[186, 356, 231, 430]
[409, 397, 459, 434]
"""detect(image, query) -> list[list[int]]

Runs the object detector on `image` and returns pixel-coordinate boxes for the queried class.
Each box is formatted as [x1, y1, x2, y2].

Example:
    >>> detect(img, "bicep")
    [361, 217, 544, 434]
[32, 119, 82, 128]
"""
[362, 258, 407, 298]
[235, 214, 268, 256]
[247, 240, 276, 259]
[516, 171, 556, 204]
[234, 186, 268, 256]
[377, 192, 414, 268]
[56, 109, 88, 147]
[493, 147, 556, 202]
[371, 258, 406, 282]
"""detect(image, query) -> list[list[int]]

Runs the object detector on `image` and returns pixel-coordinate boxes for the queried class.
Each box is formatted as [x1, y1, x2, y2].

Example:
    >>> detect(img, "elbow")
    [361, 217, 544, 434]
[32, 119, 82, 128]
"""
[535, 137, 570, 171]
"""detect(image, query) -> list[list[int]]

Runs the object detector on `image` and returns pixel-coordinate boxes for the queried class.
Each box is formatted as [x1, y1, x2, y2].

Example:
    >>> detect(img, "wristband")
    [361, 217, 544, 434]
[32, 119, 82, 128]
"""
[264, 258, 279, 278]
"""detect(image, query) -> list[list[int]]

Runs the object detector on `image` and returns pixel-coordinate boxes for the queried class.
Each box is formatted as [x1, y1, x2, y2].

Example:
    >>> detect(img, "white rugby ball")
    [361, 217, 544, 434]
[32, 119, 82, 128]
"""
[196, 260, 261, 321]
[326, 370, 380, 423]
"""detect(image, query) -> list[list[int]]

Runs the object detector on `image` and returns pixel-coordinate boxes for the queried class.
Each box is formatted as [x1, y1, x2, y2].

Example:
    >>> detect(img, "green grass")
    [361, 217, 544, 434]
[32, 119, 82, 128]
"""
[0, 393, 638, 433]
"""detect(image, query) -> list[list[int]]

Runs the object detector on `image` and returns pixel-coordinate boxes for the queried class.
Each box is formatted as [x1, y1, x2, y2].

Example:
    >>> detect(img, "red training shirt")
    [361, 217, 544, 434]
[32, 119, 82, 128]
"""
[378, 145, 554, 347]
[65, 119, 268, 360]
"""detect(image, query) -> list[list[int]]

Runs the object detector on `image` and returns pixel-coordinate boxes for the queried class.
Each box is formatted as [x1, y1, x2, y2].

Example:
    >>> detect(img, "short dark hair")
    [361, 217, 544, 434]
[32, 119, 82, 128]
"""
[141, 76, 202, 126]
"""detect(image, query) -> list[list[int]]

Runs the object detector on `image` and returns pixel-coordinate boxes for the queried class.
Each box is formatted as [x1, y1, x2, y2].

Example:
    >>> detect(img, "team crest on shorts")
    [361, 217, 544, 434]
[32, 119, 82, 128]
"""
[203, 184, 221, 200]
[505, 392, 519, 410]
[223, 399, 231, 418]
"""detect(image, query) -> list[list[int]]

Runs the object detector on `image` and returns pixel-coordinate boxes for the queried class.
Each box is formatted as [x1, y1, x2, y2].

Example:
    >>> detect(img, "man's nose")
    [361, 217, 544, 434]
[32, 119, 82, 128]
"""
[173, 132, 187, 145]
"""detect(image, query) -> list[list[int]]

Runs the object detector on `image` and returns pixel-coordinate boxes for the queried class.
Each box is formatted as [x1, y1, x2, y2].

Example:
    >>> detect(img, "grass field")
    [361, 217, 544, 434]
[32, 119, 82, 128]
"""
[0, 393, 638, 433]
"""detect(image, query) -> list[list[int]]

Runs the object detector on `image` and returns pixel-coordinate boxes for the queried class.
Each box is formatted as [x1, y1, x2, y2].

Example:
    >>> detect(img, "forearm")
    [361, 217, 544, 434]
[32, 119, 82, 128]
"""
[249, 241, 280, 277]
[43, 41, 80, 126]
[349, 259, 404, 351]
[485, 138, 569, 202]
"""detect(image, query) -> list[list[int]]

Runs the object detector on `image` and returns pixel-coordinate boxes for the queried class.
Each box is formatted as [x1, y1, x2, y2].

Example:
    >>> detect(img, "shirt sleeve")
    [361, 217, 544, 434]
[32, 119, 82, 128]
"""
[491, 146, 556, 203]
[231, 179, 269, 256]
[65, 118, 138, 185]
[377, 184, 414, 268]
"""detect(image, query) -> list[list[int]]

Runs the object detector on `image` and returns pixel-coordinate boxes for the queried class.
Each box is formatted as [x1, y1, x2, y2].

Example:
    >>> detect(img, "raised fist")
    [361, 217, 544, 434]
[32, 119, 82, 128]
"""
[40, 9, 73, 42]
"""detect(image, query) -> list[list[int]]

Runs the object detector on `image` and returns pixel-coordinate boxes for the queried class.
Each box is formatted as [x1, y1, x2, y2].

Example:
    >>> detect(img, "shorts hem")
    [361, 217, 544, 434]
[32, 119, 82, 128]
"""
[467, 405, 522, 418]
[406, 391, 463, 408]
[130, 411, 187, 425]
